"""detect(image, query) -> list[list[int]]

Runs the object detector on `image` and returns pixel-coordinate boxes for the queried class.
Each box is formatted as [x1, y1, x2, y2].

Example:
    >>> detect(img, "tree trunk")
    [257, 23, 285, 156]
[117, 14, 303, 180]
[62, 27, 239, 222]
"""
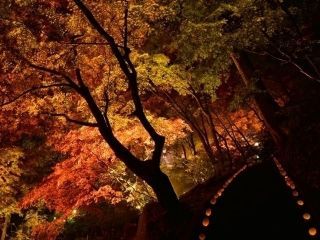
[183, 115, 217, 165]
[181, 144, 188, 161]
[197, 131, 216, 165]
[74, 0, 180, 213]
[207, 109, 224, 159]
[1, 214, 10, 240]
[230, 52, 287, 147]
[188, 133, 197, 155]
[143, 166, 180, 212]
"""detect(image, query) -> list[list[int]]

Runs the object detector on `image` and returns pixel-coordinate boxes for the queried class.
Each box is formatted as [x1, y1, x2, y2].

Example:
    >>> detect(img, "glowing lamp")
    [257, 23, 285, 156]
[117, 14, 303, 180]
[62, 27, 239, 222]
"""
[303, 213, 311, 220]
[308, 227, 317, 236]
[199, 233, 206, 240]
[202, 217, 210, 227]
[210, 198, 216, 205]
[292, 190, 299, 197]
[297, 200, 304, 206]
[205, 208, 212, 216]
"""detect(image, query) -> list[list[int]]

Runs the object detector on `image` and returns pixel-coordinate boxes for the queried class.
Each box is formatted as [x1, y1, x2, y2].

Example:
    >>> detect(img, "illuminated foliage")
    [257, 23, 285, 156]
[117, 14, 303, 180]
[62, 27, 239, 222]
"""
[1, 0, 319, 239]
[0, 147, 24, 217]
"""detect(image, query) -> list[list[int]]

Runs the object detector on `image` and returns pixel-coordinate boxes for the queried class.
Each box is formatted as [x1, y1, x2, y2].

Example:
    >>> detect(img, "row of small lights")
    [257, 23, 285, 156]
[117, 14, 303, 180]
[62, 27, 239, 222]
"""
[198, 153, 318, 239]
[198, 163, 250, 240]
[273, 157, 318, 238]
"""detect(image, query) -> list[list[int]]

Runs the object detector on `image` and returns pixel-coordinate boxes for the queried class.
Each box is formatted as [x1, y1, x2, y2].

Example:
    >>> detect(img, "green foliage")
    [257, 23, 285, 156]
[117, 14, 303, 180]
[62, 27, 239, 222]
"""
[162, 147, 215, 195]
[138, 0, 304, 100]
[134, 52, 190, 95]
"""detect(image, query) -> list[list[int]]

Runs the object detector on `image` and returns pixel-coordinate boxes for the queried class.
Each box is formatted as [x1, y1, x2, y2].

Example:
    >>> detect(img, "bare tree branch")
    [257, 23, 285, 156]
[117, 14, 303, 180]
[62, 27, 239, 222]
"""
[75, 68, 111, 129]
[41, 112, 98, 127]
[243, 49, 288, 63]
[305, 55, 320, 79]
[11, 49, 81, 90]
[72, 67, 148, 177]
[260, 29, 320, 83]
[148, 79, 219, 162]
[0, 83, 71, 107]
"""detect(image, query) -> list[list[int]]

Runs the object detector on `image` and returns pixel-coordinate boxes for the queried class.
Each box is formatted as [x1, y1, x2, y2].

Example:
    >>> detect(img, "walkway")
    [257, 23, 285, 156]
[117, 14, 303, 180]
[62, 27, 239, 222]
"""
[197, 159, 317, 240]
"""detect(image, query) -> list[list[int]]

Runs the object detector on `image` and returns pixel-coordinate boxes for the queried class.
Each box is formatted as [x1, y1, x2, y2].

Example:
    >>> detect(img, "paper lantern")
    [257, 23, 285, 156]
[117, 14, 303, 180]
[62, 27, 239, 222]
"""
[290, 184, 296, 190]
[303, 213, 311, 220]
[308, 227, 317, 236]
[199, 233, 206, 240]
[297, 200, 304, 206]
[292, 190, 299, 197]
[202, 217, 210, 227]
[205, 208, 212, 217]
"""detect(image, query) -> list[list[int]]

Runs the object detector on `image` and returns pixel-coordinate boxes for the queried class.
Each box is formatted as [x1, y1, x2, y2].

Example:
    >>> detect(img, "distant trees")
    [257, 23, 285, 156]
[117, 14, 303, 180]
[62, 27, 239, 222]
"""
[138, 0, 320, 147]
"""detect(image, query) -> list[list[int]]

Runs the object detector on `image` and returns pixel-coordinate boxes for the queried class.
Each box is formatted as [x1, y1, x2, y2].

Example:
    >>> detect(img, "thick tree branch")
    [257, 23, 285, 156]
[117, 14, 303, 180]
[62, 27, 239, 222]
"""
[41, 112, 98, 127]
[0, 83, 71, 107]
[74, 0, 165, 164]
[73, 68, 148, 176]
[73, 0, 133, 76]
[75, 68, 112, 129]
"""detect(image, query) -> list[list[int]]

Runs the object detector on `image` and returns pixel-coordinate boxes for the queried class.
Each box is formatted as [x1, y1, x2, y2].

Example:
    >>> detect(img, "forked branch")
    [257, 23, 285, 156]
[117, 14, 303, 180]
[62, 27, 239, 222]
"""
[74, 0, 165, 164]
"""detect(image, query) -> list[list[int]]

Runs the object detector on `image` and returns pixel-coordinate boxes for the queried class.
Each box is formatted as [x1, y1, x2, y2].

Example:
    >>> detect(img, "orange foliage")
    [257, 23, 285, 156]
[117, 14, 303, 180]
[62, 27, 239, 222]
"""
[230, 109, 263, 134]
[214, 109, 264, 152]
[31, 218, 65, 240]
[20, 127, 122, 214]
[19, 116, 188, 237]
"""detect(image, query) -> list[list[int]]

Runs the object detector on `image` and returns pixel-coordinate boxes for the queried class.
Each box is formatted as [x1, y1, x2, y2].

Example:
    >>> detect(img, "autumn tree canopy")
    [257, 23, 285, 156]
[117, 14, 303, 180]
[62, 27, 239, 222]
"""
[1, 0, 320, 239]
